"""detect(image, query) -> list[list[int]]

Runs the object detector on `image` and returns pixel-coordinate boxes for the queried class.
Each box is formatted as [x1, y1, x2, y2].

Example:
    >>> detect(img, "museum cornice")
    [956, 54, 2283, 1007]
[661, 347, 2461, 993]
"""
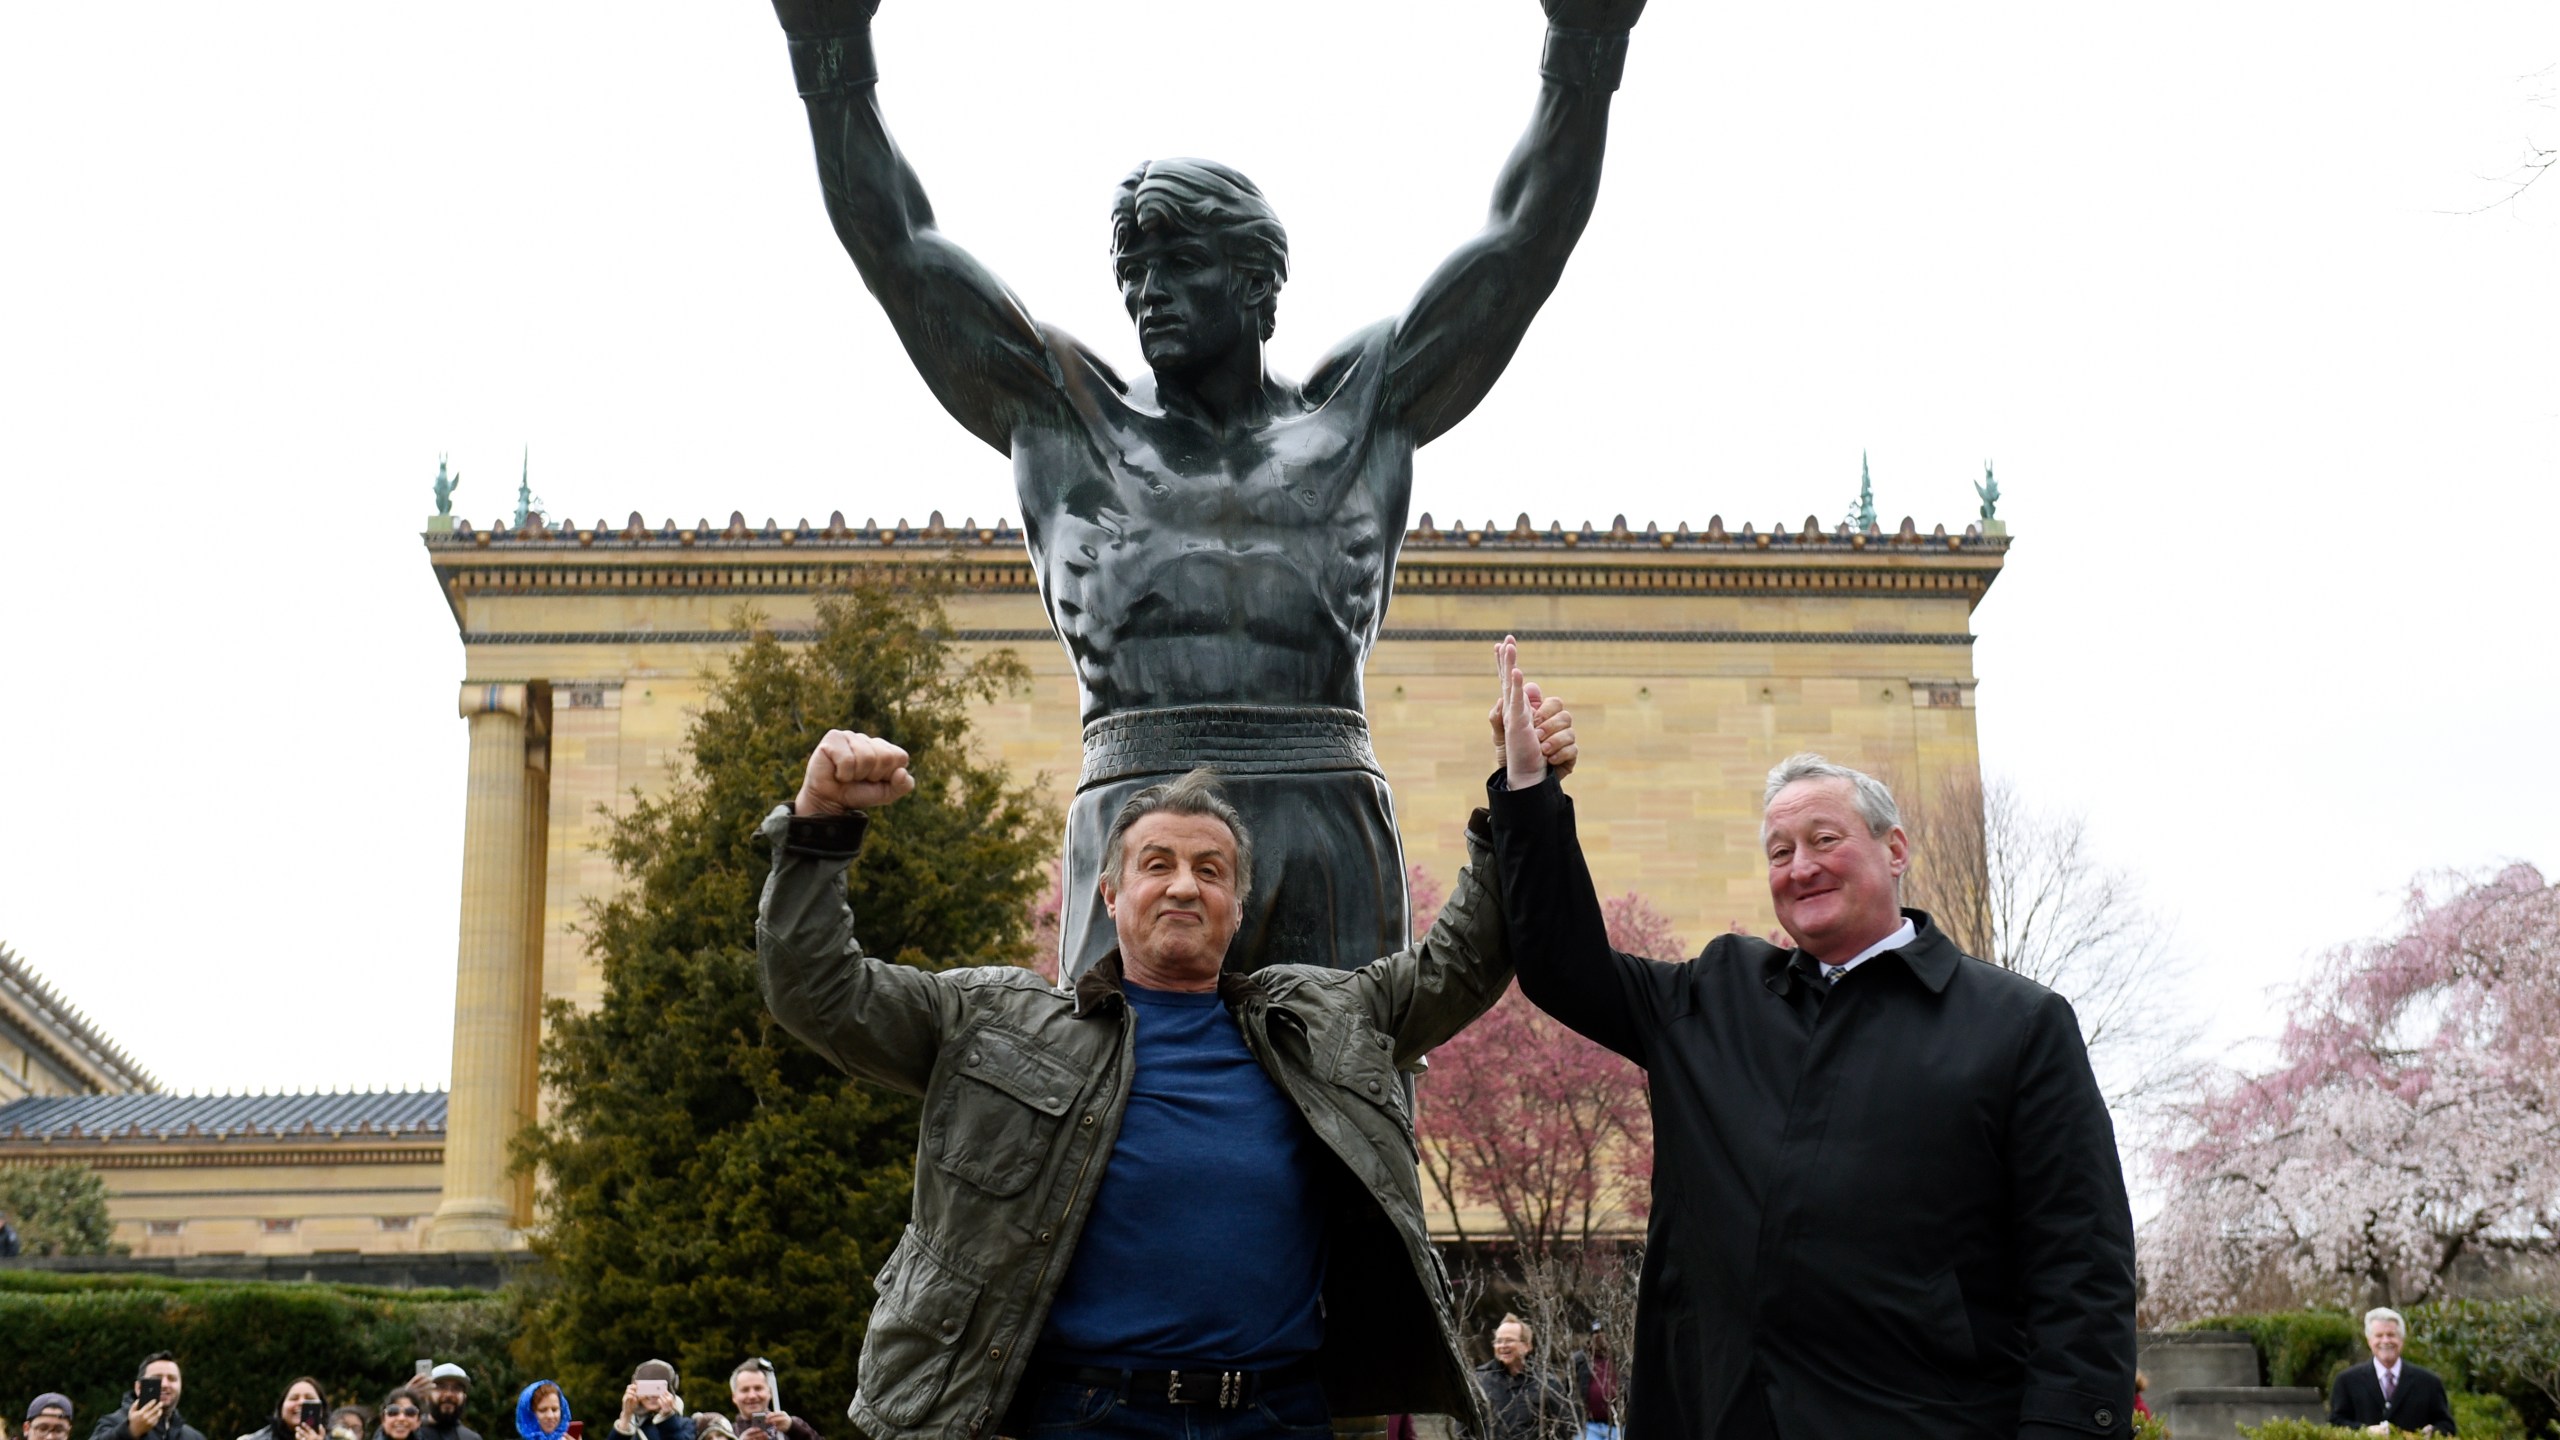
[425, 509, 2008, 620]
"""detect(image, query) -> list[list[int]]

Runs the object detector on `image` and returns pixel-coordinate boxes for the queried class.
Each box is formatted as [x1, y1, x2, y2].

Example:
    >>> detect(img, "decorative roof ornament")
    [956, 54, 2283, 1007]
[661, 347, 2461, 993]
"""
[433, 455, 460, 517]
[513, 447, 544, 529]
[1845, 451, 1878, 532]
[1976, 460, 2005, 536]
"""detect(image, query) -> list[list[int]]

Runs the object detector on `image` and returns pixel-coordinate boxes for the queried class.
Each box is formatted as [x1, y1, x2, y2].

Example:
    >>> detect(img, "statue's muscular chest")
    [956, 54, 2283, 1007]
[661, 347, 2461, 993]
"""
[1016, 401, 1402, 629]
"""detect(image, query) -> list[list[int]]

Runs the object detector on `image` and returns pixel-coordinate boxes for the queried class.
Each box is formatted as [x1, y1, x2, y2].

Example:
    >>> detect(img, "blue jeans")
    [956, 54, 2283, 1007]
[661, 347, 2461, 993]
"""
[1581, 1424, 1622, 1440]
[1011, 1376, 1332, 1439]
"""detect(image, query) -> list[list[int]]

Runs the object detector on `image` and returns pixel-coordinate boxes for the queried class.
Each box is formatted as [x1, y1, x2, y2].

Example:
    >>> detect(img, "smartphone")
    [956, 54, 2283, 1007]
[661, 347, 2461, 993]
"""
[416, 1361, 434, 1380]
[138, 1379, 164, 1407]
[635, 1382, 668, 1403]
[301, 1405, 327, 1430]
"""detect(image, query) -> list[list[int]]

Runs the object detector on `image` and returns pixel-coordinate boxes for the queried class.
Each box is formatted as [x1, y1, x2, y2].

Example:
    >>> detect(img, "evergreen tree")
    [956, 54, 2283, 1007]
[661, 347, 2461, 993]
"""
[0, 1162, 121, 1255]
[517, 575, 1055, 1408]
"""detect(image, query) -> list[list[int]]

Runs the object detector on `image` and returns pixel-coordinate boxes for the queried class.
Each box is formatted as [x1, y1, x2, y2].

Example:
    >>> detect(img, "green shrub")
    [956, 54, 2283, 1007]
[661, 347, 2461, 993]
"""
[2450, 1387, 2529, 1440]
[2234, 1422, 2357, 1439]
[2187, 1310, 2366, 1388]
[2131, 1410, 2169, 1440]
[2409, 1299, 2560, 1438]
[0, 1276, 521, 1440]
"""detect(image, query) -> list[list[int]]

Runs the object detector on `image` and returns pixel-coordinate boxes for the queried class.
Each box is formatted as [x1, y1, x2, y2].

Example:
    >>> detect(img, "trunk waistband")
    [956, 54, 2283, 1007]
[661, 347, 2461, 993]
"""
[1079, 705, 1381, 790]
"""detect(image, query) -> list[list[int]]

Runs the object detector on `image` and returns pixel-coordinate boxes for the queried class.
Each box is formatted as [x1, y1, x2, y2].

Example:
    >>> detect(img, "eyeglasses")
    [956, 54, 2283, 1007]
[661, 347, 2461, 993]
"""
[383, 1411, 420, 1419]
[31, 1424, 75, 1438]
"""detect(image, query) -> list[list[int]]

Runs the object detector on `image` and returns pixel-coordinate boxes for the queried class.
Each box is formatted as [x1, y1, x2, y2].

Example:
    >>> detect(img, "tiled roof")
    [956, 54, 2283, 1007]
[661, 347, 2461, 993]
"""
[0, 1089, 446, 1143]
[0, 944, 158, 1093]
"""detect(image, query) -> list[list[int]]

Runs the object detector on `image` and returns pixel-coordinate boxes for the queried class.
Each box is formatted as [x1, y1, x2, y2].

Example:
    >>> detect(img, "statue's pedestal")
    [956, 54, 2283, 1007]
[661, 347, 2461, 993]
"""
[427, 515, 455, 534]
[1981, 519, 2007, 537]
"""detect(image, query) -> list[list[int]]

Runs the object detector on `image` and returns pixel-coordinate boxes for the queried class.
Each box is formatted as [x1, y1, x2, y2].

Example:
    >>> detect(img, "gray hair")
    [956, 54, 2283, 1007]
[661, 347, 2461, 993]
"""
[2364, 1306, 2406, 1335]
[1761, 753, 1902, 843]
[1100, 769, 1255, 906]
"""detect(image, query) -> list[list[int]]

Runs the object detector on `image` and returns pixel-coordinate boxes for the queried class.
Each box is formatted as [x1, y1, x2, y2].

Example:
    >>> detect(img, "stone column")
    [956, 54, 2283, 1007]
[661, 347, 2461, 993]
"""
[432, 682, 535, 1250]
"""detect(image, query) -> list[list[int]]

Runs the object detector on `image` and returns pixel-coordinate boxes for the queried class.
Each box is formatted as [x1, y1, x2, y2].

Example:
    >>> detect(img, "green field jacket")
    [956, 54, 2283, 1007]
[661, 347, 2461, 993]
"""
[757, 804, 1512, 1440]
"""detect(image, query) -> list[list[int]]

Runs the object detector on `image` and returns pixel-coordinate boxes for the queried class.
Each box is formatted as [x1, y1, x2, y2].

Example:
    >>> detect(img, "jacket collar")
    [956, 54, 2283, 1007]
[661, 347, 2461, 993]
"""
[1763, 908, 1961, 996]
[1071, 950, 1258, 1018]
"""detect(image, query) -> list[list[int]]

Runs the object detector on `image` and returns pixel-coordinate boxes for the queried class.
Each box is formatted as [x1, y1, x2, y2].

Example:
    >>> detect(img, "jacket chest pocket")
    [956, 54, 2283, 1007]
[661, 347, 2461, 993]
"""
[926, 1024, 1079, 1196]
[858, 1225, 986, 1427]
[1326, 1023, 1413, 1144]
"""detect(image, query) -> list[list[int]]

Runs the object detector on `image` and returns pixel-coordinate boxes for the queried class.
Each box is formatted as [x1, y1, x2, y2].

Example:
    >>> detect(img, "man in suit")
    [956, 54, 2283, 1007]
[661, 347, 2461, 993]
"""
[2329, 1307, 2459, 1433]
[1482, 635, 2137, 1439]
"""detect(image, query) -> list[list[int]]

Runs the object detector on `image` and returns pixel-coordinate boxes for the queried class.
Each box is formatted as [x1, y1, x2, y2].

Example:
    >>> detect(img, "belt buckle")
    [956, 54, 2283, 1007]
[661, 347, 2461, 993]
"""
[1164, 1372, 1191, 1406]
[1219, 1371, 1244, 1408]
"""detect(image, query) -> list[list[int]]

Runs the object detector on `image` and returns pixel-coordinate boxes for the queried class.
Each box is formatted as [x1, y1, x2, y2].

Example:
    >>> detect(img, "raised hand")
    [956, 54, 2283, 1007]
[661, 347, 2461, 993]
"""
[1488, 635, 1577, 789]
[795, 730, 916, 816]
[1542, 0, 1646, 31]
[771, 0, 879, 36]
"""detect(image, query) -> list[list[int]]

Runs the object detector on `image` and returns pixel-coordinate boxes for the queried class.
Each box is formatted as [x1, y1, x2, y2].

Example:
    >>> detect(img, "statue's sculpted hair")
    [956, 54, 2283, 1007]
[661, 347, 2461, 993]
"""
[1110, 159, 1289, 341]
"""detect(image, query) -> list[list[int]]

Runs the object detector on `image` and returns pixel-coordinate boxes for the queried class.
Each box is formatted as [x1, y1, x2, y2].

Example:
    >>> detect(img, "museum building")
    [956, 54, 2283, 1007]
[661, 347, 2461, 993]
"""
[0, 506, 2004, 1255]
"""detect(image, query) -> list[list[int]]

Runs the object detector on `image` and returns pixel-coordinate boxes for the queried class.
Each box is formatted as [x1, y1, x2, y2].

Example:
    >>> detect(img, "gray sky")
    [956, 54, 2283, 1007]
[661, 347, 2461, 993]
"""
[1, 3, 2552, 1095]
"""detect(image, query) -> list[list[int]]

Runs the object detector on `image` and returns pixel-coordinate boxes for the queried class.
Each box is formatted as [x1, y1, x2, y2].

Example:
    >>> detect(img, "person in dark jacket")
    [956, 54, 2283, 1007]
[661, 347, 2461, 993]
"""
[1483, 638, 2139, 1440]
[418, 1368, 480, 1440]
[91, 1354, 207, 1440]
[613, 1363, 692, 1440]
[0, 1209, 21, 1256]
[724, 1361, 816, 1440]
[1469, 1316, 1578, 1440]
[235, 1380, 327, 1440]
[2328, 1307, 2459, 1433]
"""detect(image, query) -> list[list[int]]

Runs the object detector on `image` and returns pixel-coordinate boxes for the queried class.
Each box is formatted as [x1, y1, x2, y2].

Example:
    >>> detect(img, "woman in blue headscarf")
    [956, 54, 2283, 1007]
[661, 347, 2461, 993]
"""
[514, 1384, 571, 1440]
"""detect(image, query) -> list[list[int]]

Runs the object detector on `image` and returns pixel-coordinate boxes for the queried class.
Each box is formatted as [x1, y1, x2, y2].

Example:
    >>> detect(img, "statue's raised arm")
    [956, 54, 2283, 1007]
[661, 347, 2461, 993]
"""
[771, 0, 1062, 456]
[1375, 0, 1649, 445]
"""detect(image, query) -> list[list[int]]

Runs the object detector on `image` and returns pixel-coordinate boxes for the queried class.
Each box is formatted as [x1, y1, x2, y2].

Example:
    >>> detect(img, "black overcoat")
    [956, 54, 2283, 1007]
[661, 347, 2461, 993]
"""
[2328, 1361, 2459, 1433]
[1487, 774, 2137, 1440]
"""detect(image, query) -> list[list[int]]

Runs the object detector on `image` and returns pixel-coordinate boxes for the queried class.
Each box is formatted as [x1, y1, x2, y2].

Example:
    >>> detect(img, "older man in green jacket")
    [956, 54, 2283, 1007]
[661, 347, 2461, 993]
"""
[758, 659, 1576, 1440]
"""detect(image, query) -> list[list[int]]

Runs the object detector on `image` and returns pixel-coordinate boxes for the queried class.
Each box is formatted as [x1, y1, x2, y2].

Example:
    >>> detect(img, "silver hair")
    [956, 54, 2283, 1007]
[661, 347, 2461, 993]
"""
[1100, 769, 1255, 906]
[1761, 753, 1902, 842]
[730, 1360, 778, 1410]
[2364, 1306, 2407, 1335]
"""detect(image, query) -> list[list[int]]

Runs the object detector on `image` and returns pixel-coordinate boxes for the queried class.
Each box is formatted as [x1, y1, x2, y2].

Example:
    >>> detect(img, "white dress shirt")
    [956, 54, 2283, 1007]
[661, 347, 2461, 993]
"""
[2375, 1358, 2402, 1398]
[1818, 918, 1917, 983]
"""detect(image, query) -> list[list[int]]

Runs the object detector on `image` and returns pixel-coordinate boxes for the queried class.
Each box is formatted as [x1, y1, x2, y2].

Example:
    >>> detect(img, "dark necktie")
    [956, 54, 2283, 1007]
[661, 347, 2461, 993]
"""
[2382, 1368, 2396, 1406]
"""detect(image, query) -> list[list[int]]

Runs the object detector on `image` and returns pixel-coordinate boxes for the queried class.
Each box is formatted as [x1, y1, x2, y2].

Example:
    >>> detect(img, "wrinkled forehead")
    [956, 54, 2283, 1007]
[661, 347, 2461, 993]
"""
[1764, 776, 1865, 826]
[1125, 811, 1239, 862]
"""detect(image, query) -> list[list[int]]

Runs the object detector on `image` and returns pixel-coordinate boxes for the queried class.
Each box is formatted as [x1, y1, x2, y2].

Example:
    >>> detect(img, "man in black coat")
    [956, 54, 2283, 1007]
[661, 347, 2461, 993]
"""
[1481, 638, 2137, 1440]
[2328, 1307, 2459, 1433]
[89, 1354, 207, 1440]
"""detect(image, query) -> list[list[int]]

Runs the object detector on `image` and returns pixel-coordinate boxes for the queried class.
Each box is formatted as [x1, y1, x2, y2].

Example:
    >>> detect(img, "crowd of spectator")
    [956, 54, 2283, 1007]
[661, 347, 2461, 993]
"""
[3, 1356, 827, 1440]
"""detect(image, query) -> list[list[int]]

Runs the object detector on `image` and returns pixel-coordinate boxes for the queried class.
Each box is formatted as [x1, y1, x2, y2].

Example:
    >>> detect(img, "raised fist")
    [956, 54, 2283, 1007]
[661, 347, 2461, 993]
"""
[795, 730, 916, 816]
[772, 0, 880, 36]
[1542, 0, 1647, 30]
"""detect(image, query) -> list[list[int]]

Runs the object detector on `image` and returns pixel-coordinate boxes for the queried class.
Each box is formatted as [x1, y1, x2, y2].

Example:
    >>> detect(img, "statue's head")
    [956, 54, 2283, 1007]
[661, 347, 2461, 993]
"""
[1110, 159, 1289, 371]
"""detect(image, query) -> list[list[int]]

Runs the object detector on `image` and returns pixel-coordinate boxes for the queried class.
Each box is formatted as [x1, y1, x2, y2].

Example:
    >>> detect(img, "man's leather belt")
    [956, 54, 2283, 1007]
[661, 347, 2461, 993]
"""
[1078, 705, 1381, 790]
[1029, 1356, 1321, 1408]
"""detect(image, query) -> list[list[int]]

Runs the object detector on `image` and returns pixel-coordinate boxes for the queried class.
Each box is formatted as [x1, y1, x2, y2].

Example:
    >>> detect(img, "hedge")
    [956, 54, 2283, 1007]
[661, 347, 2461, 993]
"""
[0, 1272, 524, 1440]
[2190, 1300, 2560, 1439]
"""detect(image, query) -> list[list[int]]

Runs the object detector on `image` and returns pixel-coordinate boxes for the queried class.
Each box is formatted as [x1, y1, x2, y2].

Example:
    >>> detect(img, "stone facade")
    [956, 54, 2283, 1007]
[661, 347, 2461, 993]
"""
[420, 507, 2004, 1249]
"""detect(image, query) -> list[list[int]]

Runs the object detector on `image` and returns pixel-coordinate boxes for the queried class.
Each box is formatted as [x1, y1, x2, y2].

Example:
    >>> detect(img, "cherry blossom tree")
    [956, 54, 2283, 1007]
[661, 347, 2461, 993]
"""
[2142, 863, 2560, 1319]
[1415, 865, 1667, 1255]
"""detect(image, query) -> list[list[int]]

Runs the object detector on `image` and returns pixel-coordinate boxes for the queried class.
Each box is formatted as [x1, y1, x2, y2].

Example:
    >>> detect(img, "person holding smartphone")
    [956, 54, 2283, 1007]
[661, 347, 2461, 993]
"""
[613, 1363, 691, 1440]
[724, 1361, 816, 1440]
[235, 1380, 327, 1440]
[418, 1366, 480, 1440]
[90, 1355, 204, 1440]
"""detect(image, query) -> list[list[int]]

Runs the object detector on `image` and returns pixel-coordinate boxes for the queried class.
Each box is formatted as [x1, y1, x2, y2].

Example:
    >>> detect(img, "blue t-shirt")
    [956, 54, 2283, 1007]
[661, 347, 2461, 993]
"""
[1038, 981, 1328, 1369]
